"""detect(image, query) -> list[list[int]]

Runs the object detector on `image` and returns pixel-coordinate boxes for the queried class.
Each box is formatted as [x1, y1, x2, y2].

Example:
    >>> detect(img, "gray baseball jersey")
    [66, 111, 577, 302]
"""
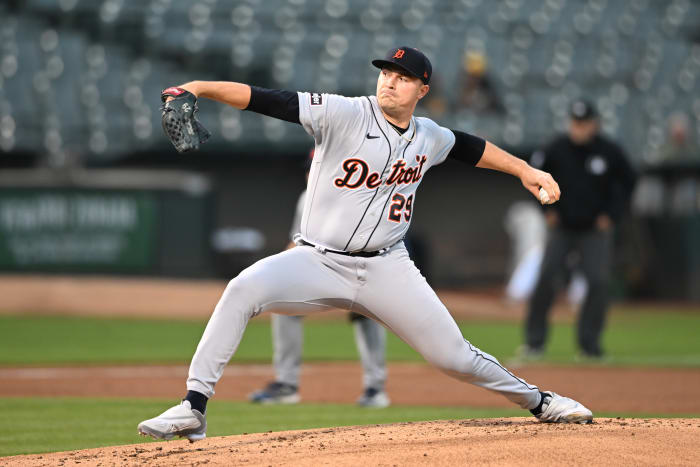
[289, 190, 307, 240]
[186, 92, 541, 412]
[272, 189, 387, 390]
[297, 93, 454, 252]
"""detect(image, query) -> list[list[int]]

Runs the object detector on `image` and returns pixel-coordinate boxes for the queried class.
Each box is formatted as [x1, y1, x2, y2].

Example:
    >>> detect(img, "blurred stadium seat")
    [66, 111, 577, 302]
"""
[0, 0, 698, 165]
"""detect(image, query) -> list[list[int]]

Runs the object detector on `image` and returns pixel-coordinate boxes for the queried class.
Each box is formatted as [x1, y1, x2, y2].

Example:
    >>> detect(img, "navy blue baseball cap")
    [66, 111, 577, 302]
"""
[372, 46, 432, 84]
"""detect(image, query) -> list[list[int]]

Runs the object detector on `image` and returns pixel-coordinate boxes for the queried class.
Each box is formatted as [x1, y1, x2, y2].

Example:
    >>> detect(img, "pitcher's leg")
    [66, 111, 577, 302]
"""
[272, 314, 304, 386]
[353, 315, 387, 391]
[359, 246, 540, 410]
[187, 247, 354, 398]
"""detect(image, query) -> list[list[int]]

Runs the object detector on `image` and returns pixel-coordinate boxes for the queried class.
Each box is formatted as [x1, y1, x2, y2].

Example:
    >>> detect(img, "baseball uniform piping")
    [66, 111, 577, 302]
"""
[342, 98, 394, 251]
[464, 339, 539, 391]
[361, 126, 414, 250]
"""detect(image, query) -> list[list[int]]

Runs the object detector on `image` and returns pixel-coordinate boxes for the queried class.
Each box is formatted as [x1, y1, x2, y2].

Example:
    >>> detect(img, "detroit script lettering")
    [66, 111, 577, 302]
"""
[334, 155, 428, 189]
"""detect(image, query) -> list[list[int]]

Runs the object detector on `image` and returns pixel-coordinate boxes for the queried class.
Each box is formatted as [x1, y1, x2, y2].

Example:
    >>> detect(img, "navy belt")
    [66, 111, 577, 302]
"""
[299, 239, 388, 258]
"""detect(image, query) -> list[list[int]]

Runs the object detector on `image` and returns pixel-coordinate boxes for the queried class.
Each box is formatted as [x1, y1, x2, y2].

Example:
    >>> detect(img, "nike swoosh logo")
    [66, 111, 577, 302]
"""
[169, 420, 200, 432]
[366, 133, 380, 139]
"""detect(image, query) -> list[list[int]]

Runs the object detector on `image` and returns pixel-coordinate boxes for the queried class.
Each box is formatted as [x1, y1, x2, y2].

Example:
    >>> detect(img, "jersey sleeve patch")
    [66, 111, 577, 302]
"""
[310, 93, 323, 106]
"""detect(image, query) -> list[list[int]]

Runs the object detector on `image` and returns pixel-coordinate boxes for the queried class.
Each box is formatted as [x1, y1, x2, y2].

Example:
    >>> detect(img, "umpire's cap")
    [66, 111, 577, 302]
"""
[372, 46, 432, 84]
[569, 99, 597, 121]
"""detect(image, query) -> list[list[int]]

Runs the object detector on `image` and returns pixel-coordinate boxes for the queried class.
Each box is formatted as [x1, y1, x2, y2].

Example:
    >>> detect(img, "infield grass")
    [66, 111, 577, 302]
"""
[0, 397, 695, 457]
[1, 307, 699, 367]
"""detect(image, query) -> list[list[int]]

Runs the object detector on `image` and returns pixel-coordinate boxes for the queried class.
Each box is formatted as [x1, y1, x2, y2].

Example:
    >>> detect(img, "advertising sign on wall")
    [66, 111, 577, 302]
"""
[0, 190, 156, 272]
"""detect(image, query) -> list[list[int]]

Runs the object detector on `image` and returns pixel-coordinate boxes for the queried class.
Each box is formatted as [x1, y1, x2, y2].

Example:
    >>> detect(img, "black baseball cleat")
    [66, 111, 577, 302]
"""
[356, 387, 390, 408]
[248, 381, 300, 404]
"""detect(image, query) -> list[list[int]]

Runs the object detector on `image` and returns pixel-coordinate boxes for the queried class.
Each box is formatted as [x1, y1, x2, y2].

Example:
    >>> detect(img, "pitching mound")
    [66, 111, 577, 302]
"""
[5, 418, 699, 466]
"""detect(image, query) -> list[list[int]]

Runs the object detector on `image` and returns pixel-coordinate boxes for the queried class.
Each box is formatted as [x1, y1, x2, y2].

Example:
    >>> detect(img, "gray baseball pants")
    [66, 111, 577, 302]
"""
[187, 242, 541, 409]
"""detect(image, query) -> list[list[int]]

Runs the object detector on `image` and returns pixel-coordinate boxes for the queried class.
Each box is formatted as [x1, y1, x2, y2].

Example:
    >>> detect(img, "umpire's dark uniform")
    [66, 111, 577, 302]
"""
[526, 100, 636, 357]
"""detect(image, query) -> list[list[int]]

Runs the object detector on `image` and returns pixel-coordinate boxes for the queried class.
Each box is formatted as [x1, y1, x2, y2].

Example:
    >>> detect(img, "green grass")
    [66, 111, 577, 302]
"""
[460, 309, 700, 367]
[1, 309, 699, 367]
[0, 315, 208, 365]
[1, 397, 695, 457]
[2, 309, 698, 458]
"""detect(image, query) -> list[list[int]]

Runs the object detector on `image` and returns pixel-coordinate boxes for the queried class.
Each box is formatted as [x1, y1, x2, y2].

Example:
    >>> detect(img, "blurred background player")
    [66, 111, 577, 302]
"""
[249, 150, 389, 408]
[515, 99, 636, 362]
[503, 201, 587, 307]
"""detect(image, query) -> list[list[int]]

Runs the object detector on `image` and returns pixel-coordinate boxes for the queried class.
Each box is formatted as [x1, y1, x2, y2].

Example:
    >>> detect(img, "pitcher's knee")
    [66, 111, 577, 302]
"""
[225, 274, 245, 295]
[429, 358, 478, 382]
[220, 273, 264, 318]
[423, 344, 477, 376]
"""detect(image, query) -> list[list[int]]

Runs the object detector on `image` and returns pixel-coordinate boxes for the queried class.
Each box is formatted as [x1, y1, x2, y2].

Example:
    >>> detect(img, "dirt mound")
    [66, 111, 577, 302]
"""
[5, 418, 699, 466]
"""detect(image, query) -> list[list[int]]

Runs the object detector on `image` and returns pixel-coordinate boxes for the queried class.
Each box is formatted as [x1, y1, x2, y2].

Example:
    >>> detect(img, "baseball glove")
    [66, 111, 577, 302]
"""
[160, 87, 211, 153]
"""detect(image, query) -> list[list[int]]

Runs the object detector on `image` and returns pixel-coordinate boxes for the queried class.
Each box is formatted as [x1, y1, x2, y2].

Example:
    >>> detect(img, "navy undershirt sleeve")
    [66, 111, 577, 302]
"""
[447, 130, 486, 166]
[245, 86, 300, 124]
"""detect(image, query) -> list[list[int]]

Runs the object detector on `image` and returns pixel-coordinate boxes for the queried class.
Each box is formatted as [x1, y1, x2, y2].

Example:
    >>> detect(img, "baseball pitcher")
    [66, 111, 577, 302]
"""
[139, 46, 592, 442]
[250, 183, 389, 407]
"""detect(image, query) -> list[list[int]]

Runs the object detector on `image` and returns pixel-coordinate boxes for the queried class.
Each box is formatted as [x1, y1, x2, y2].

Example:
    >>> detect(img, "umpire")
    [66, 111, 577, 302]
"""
[522, 99, 636, 359]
